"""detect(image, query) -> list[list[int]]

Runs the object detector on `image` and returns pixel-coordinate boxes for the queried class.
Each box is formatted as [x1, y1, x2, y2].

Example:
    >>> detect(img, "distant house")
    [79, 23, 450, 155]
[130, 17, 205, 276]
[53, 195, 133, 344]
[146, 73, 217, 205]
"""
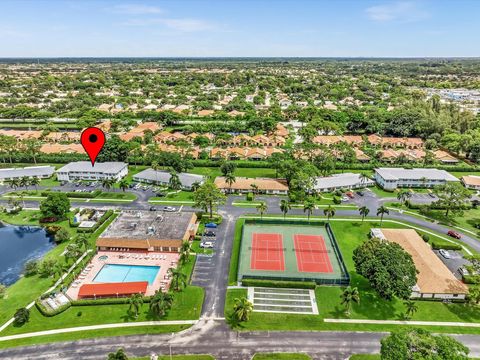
[133, 169, 204, 190]
[375, 229, 468, 300]
[57, 162, 128, 182]
[40, 143, 84, 154]
[0, 166, 55, 182]
[434, 150, 459, 164]
[462, 175, 480, 190]
[214, 177, 288, 195]
[313, 173, 374, 192]
[374, 168, 459, 190]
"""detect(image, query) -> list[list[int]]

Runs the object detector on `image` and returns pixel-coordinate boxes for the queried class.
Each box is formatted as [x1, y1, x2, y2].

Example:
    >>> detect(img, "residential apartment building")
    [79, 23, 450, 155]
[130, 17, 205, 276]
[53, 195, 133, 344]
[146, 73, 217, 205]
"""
[56, 162, 128, 182]
[133, 169, 205, 190]
[0, 165, 55, 182]
[374, 167, 459, 190]
[313, 173, 374, 192]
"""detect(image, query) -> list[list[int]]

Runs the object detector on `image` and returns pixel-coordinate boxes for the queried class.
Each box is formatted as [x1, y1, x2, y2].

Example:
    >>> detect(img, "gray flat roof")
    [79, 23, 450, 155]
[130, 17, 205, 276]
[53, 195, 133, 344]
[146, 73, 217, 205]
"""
[0, 165, 55, 180]
[133, 168, 204, 187]
[314, 172, 374, 190]
[375, 168, 459, 182]
[100, 210, 194, 240]
[57, 162, 127, 174]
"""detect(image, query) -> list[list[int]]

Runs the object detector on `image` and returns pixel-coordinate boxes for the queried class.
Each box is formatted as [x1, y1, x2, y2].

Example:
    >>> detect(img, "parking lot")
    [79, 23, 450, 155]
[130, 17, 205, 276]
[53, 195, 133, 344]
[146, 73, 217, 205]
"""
[434, 249, 471, 280]
[408, 192, 438, 205]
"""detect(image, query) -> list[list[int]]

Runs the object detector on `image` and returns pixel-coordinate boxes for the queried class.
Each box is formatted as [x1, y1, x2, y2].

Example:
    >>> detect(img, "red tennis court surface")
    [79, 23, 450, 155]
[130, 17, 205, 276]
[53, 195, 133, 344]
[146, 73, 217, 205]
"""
[294, 234, 333, 273]
[250, 233, 285, 271]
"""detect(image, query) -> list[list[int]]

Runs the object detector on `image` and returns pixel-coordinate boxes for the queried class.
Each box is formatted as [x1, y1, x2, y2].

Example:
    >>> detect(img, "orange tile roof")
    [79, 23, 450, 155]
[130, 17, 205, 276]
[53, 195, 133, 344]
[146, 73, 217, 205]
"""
[40, 143, 84, 154]
[461, 175, 480, 187]
[78, 281, 148, 298]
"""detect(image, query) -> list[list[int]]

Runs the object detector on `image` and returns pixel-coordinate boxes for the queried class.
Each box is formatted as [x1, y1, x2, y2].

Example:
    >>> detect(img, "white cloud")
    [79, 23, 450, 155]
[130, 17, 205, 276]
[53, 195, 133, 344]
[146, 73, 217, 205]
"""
[121, 17, 215, 32]
[366, 2, 429, 22]
[112, 4, 163, 15]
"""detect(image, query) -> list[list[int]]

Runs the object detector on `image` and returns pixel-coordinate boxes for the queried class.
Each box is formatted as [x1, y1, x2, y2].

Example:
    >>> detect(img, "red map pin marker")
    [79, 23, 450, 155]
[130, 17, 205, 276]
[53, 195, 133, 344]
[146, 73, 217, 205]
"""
[80, 127, 106, 166]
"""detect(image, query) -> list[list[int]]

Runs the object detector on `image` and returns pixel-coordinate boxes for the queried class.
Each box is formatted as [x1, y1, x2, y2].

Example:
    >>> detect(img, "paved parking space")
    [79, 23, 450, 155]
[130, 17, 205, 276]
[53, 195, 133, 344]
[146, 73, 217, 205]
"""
[434, 250, 471, 280]
[409, 193, 438, 204]
[247, 287, 319, 315]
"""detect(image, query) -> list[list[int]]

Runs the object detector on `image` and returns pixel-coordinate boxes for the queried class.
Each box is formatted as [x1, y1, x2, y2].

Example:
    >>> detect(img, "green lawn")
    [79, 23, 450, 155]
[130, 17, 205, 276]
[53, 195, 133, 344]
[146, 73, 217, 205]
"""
[188, 167, 277, 180]
[2, 190, 137, 202]
[252, 354, 311, 360]
[135, 356, 214, 360]
[225, 217, 480, 334]
[368, 186, 397, 198]
[349, 355, 380, 360]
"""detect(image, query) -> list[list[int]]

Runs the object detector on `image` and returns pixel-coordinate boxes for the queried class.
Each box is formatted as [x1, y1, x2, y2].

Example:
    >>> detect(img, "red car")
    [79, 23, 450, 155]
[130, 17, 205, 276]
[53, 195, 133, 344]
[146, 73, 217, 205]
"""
[447, 230, 461, 239]
[345, 191, 355, 199]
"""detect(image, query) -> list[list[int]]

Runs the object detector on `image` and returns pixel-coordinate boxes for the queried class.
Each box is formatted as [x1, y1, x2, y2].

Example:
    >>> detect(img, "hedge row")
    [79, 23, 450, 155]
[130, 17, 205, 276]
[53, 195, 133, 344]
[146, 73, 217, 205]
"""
[430, 241, 462, 251]
[35, 298, 72, 317]
[41, 189, 102, 199]
[241, 279, 316, 289]
[77, 210, 114, 233]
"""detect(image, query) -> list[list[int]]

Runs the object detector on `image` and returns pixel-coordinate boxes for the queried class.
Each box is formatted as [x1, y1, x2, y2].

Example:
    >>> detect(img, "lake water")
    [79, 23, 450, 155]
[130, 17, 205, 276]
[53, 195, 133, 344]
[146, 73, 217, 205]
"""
[0, 222, 54, 286]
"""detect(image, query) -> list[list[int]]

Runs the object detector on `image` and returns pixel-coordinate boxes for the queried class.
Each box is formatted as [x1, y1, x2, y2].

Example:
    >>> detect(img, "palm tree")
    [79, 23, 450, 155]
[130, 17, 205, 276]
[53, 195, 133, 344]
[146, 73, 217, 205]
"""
[340, 287, 360, 316]
[118, 179, 129, 192]
[191, 181, 201, 192]
[151, 160, 160, 184]
[101, 178, 114, 192]
[128, 293, 144, 318]
[225, 172, 236, 194]
[403, 300, 418, 320]
[168, 170, 182, 190]
[250, 184, 259, 200]
[75, 234, 89, 250]
[280, 199, 291, 219]
[64, 243, 81, 263]
[323, 205, 336, 223]
[19, 176, 30, 190]
[359, 172, 370, 186]
[303, 198, 316, 221]
[359, 206, 370, 222]
[256, 202, 268, 219]
[149, 291, 173, 318]
[168, 268, 187, 292]
[179, 241, 191, 264]
[376, 206, 390, 226]
[397, 190, 411, 205]
[30, 176, 40, 191]
[233, 297, 253, 323]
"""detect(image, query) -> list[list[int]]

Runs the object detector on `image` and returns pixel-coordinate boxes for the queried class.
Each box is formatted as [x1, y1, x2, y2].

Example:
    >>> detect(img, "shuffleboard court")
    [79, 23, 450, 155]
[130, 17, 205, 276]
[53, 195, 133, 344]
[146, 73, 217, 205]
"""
[294, 234, 333, 273]
[250, 233, 285, 271]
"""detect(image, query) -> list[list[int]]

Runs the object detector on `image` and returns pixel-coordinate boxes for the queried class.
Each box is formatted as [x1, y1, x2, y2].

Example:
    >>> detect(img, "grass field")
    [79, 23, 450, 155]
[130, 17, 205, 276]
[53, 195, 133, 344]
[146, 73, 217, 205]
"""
[225, 217, 480, 334]
[252, 354, 311, 360]
[134, 356, 214, 360]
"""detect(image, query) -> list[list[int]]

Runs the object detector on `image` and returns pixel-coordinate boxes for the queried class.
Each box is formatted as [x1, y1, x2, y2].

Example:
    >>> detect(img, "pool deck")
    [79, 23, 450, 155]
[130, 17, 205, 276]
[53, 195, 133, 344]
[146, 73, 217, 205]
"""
[66, 251, 180, 300]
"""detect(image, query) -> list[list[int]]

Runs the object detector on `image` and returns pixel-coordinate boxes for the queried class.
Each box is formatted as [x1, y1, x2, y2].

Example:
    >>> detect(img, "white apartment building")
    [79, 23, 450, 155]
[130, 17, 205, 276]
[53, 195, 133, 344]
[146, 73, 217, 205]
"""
[0, 166, 55, 182]
[56, 162, 128, 182]
[374, 167, 459, 190]
[313, 173, 375, 192]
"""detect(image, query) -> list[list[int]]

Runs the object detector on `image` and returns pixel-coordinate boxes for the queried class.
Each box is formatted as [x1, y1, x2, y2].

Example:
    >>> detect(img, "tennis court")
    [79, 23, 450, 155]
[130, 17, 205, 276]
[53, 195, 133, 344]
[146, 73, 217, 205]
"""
[250, 233, 285, 271]
[238, 219, 349, 285]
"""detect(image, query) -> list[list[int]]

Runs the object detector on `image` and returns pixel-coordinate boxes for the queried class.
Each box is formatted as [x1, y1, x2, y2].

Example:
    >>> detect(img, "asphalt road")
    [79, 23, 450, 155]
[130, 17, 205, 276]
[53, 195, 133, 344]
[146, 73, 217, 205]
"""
[2, 189, 480, 359]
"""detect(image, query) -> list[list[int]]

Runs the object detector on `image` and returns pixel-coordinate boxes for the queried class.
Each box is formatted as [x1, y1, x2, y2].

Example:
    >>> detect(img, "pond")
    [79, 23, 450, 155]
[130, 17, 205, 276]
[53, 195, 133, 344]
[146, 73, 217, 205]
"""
[0, 222, 54, 286]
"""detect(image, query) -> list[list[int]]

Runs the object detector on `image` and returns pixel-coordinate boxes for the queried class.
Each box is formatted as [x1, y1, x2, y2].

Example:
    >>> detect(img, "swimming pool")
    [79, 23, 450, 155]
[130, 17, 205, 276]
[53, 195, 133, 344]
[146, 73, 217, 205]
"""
[93, 264, 160, 285]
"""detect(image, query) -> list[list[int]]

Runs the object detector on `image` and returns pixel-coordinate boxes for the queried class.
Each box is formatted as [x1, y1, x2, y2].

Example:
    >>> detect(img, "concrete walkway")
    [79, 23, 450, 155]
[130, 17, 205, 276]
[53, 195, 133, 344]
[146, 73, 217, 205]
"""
[325, 318, 480, 327]
[0, 320, 198, 342]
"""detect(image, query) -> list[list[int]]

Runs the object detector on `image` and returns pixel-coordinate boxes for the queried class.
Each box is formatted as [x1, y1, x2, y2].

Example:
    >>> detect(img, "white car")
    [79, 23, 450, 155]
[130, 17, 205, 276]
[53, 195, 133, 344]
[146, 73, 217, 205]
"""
[200, 241, 214, 248]
[163, 206, 176, 212]
[439, 249, 452, 259]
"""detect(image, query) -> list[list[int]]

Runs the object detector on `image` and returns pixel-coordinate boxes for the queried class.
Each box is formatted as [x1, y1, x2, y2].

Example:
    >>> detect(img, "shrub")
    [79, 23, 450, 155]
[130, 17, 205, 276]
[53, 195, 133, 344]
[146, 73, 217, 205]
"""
[39, 216, 59, 223]
[421, 234, 430, 242]
[77, 210, 114, 233]
[333, 196, 341, 204]
[55, 227, 71, 243]
[430, 241, 462, 250]
[463, 275, 480, 284]
[0, 284, 6, 299]
[24, 260, 39, 276]
[44, 225, 61, 235]
[14, 307, 30, 325]
[35, 298, 71, 317]
[246, 192, 254, 201]
[241, 279, 316, 289]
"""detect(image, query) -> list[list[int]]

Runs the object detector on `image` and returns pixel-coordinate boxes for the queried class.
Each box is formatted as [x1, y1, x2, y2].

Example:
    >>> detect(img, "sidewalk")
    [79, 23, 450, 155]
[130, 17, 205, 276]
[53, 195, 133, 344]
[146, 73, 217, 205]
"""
[0, 320, 197, 342]
[324, 318, 480, 327]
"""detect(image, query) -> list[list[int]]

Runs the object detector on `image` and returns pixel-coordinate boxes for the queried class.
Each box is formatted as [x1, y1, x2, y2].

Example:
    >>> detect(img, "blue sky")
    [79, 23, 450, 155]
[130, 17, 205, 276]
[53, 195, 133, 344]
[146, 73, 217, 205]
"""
[0, 0, 479, 57]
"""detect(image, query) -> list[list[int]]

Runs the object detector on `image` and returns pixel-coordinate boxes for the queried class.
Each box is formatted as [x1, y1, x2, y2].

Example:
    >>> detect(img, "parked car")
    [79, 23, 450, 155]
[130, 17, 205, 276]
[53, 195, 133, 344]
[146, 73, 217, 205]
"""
[163, 206, 176, 212]
[200, 241, 214, 248]
[439, 249, 452, 259]
[447, 230, 461, 239]
[458, 267, 469, 276]
[341, 196, 349, 202]
[156, 192, 166, 197]
[149, 206, 156, 211]
[204, 231, 216, 237]
[346, 191, 355, 199]
[205, 222, 218, 229]
[356, 191, 364, 196]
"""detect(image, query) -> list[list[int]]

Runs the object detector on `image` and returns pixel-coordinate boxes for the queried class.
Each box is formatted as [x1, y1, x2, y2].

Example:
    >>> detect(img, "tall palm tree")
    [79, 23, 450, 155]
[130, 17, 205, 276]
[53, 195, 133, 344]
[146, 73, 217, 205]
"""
[303, 198, 315, 221]
[30, 176, 40, 191]
[256, 202, 268, 219]
[397, 189, 411, 205]
[101, 178, 114, 192]
[168, 268, 187, 292]
[179, 241, 192, 264]
[225, 173, 236, 194]
[359, 206, 370, 222]
[359, 172, 370, 186]
[403, 300, 418, 320]
[323, 205, 336, 223]
[376, 206, 390, 226]
[65, 243, 82, 263]
[168, 170, 182, 190]
[191, 181, 201, 192]
[250, 184, 259, 200]
[149, 291, 173, 318]
[340, 287, 360, 316]
[75, 234, 89, 250]
[19, 176, 30, 190]
[280, 199, 291, 219]
[128, 293, 144, 318]
[151, 160, 160, 185]
[233, 297, 253, 323]
[118, 179, 129, 192]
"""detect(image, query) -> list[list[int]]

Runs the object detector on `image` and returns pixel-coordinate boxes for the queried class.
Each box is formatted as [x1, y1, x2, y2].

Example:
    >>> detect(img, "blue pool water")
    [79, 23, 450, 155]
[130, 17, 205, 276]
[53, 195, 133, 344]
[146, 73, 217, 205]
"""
[93, 264, 160, 285]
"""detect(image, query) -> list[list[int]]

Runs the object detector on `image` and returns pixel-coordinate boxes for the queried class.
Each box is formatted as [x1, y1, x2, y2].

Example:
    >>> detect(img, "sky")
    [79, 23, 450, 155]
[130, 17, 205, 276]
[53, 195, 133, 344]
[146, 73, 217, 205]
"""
[0, 0, 479, 57]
